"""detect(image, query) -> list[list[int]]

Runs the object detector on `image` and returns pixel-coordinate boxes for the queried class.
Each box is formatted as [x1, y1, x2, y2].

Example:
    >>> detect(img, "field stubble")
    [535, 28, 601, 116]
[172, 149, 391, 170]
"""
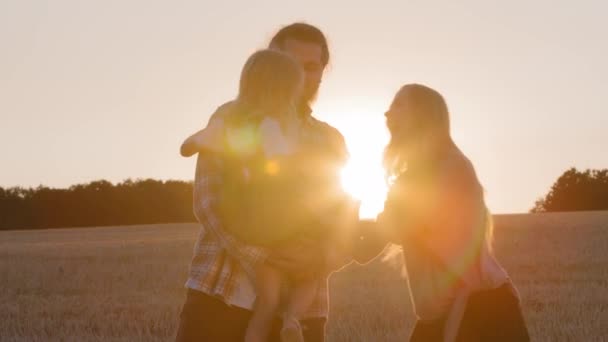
[1, 211, 607, 341]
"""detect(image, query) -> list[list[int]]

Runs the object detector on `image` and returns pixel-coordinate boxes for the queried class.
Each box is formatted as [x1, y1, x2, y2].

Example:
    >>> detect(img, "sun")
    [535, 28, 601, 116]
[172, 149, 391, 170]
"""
[338, 123, 389, 219]
[317, 101, 391, 219]
[340, 155, 388, 219]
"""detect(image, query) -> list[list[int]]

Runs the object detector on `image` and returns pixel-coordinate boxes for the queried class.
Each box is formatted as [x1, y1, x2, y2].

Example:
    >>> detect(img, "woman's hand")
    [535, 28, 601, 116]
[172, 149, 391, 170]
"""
[350, 219, 391, 265]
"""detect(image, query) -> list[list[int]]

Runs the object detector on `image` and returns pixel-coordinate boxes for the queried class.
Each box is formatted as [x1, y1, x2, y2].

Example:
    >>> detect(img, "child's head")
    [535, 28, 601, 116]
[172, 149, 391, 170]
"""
[237, 49, 304, 119]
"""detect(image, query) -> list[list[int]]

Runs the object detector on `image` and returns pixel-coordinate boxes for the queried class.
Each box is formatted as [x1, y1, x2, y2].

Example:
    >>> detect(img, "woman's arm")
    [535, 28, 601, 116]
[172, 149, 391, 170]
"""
[423, 168, 486, 264]
[397, 160, 486, 267]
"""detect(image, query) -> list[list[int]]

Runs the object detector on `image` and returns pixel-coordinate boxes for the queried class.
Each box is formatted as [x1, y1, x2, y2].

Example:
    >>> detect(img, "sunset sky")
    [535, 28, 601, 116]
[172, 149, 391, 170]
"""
[1, 0, 606, 217]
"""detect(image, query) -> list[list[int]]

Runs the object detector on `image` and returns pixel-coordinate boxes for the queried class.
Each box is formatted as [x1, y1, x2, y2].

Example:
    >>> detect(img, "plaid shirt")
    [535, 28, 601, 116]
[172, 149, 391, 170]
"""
[185, 107, 348, 319]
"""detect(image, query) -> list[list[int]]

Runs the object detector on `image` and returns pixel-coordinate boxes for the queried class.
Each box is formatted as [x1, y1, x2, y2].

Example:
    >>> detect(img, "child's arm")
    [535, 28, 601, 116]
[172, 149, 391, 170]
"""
[180, 116, 228, 157]
[180, 101, 234, 158]
[180, 130, 205, 157]
[180, 131, 199, 157]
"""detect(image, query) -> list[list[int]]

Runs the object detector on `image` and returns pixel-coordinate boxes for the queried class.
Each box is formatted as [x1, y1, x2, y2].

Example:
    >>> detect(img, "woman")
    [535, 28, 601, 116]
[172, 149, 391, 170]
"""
[377, 84, 529, 341]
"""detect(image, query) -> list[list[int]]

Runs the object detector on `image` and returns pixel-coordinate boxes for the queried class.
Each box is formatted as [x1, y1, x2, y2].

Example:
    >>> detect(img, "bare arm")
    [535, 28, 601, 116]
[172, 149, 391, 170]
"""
[180, 101, 234, 157]
[383, 160, 486, 265]
[180, 130, 205, 157]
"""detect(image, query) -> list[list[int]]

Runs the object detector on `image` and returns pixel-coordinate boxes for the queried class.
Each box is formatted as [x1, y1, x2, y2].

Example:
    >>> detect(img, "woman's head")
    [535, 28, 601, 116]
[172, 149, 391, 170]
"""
[237, 49, 304, 120]
[384, 84, 454, 176]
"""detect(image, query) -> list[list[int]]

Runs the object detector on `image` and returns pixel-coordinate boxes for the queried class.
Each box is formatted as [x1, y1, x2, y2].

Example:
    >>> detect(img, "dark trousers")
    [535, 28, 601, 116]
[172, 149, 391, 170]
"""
[410, 283, 530, 342]
[175, 289, 326, 342]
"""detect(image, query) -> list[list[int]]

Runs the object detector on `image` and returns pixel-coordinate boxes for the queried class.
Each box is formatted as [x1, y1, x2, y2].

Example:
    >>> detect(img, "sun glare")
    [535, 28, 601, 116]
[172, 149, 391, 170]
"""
[319, 101, 391, 220]
[341, 158, 388, 219]
[338, 128, 389, 219]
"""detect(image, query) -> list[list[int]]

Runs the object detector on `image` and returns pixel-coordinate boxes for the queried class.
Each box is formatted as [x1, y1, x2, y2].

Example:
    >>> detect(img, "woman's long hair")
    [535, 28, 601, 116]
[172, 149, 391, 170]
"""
[383, 84, 453, 179]
[382, 84, 494, 250]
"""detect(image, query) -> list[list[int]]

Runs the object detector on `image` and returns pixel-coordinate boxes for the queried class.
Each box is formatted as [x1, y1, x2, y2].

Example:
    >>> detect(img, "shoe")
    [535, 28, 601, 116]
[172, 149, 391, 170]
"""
[280, 317, 304, 342]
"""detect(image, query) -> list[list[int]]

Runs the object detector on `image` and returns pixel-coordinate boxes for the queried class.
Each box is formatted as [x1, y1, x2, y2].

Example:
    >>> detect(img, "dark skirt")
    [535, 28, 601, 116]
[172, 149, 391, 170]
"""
[410, 283, 530, 342]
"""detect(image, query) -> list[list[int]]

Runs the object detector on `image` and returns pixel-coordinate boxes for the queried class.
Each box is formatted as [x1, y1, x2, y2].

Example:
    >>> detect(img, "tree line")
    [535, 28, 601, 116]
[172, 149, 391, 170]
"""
[0, 167, 606, 230]
[531, 168, 608, 213]
[0, 179, 194, 230]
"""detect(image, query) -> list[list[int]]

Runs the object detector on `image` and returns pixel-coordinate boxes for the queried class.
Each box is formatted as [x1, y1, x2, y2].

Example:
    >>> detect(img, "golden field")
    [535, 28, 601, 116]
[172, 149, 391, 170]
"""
[1, 211, 607, 341]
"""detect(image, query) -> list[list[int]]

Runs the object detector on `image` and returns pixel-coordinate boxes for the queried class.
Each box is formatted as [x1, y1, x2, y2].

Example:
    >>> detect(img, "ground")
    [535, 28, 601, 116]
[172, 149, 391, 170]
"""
[1, 211, 607, 341]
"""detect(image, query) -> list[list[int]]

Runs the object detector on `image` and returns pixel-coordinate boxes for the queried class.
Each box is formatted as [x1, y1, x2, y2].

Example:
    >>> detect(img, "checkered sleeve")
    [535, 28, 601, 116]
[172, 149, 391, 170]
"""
[193, 152, 269, 276]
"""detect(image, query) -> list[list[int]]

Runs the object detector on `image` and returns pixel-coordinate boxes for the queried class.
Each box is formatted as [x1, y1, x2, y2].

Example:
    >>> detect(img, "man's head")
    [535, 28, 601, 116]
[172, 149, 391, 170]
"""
[269, 23, 329, 107]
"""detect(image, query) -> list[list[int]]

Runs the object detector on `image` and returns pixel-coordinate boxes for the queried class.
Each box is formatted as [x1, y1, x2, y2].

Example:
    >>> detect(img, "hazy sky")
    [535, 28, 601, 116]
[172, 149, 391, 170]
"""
[1, 0, 606, 215]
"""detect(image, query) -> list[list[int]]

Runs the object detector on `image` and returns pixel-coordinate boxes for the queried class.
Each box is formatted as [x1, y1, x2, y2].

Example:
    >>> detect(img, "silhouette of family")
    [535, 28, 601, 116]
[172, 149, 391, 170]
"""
[176, 23, 529, 342]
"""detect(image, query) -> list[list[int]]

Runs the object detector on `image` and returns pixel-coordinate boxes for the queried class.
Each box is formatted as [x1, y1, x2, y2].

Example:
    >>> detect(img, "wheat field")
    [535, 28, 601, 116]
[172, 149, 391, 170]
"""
[1, 211, 607, 341]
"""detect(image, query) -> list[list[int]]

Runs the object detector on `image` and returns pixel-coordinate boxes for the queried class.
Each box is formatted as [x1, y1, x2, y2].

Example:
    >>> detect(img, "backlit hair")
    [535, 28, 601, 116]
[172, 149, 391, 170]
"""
[269, 23, 330, 66]
[235, 49, 303, 122]
[383, 84, 495, 251]
[383, 84, 452, 177]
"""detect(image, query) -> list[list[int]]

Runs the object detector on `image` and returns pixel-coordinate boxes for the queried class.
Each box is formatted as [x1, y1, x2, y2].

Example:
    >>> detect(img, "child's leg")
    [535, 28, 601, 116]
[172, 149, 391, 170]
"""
[280, 279, 318, 342]
[283, 279, 318, 329]
[245, 263, 282, 342]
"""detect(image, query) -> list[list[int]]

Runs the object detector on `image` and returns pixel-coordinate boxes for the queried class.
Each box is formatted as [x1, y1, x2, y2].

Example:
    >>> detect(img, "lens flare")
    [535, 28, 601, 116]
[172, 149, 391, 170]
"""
[265, 160, 280, 175]
[226, 124, 258, 156]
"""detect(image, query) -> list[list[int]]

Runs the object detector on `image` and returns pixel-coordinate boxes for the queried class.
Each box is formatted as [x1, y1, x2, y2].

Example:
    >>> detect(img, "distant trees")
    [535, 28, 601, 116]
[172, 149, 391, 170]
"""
[3, 166, 606, 229]
[532, 168, 608, 213]
[0, 179, 195, 230]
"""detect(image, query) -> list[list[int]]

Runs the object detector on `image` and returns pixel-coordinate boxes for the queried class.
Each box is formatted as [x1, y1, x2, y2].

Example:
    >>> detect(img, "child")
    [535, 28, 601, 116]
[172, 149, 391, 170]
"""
[181, 49, 351, 342]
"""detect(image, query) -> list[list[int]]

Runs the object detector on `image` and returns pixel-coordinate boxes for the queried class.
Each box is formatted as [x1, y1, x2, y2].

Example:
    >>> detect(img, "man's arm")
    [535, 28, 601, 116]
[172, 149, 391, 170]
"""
[193, 152, 268, 275]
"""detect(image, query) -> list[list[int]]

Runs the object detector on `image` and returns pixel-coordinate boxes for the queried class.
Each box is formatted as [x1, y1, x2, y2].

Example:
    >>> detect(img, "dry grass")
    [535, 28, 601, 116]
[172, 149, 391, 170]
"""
[1, 211, 607, 341]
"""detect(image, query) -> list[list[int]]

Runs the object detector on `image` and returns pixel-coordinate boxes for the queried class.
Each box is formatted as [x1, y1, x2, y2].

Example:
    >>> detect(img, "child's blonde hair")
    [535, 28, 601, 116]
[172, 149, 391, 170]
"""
[234, 49, 303, 123]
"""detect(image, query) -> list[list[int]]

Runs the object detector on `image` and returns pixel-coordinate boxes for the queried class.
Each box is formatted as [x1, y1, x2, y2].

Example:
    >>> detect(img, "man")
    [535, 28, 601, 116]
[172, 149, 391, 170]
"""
[176, 23, 355, 342]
